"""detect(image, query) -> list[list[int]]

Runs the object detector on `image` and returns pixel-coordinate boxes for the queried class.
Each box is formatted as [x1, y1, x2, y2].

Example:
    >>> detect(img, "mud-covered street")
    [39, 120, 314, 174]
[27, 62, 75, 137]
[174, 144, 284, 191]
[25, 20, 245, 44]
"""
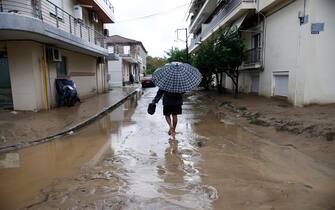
[0, 88, 334, 210]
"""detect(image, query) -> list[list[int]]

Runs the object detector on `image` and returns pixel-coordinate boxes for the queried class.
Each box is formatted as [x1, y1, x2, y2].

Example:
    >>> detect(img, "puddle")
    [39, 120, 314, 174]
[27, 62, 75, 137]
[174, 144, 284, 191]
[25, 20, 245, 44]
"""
[0, 89, 334, 210]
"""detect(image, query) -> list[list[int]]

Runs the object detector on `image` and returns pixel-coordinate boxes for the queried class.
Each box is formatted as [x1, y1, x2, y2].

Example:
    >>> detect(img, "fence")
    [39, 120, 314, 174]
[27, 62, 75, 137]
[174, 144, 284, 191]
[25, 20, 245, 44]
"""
[244, 47, 262, 65]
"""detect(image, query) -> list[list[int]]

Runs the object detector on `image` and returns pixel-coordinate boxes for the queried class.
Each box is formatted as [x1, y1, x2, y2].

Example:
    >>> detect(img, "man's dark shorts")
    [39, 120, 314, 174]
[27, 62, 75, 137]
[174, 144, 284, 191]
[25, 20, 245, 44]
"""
[163, 105, 182, 116]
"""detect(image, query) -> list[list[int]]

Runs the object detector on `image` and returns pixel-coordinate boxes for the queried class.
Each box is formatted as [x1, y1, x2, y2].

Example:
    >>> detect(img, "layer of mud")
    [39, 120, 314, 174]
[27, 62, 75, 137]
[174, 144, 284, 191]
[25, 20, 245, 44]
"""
[0, 89, 334, 210]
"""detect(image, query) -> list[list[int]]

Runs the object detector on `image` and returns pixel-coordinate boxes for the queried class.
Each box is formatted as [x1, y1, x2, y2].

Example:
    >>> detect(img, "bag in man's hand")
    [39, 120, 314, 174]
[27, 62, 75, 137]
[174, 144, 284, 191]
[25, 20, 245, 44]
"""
[147, 103, 156, 115]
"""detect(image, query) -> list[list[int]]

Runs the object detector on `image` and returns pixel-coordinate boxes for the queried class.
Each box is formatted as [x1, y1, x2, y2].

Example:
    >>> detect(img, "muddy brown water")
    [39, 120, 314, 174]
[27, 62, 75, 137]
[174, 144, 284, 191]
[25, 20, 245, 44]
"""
[0, 89, 334, 210]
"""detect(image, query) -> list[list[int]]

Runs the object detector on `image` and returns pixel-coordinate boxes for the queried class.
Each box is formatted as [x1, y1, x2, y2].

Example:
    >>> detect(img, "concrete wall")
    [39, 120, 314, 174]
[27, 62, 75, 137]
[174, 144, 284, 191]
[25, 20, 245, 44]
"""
[107, 59, 123, 87]
[138, 47, 147, 78]
[261, 0, 335, 105]
[6, 41, 45, 111]
[299, 0, 335, 105]
[262, 0, 301, 104]
[61, 49, 97, 97]
[45, 48, 99, 108]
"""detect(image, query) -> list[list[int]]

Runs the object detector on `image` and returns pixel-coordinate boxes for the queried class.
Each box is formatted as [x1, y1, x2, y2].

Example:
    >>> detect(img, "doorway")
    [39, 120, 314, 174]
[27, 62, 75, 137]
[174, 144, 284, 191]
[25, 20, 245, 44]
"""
[0, 51, 13, 109]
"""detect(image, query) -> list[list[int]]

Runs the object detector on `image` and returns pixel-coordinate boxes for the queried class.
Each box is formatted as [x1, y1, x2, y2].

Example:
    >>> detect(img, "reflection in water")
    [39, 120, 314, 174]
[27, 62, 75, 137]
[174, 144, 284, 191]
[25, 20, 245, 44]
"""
[0, 89, 331, 210]
[0, 92, 141, 209]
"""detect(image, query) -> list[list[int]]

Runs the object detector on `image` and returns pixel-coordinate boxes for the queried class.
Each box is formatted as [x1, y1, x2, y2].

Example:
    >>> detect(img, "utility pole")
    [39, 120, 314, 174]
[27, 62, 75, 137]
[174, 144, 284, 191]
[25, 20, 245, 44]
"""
[176, 28, 189, 64]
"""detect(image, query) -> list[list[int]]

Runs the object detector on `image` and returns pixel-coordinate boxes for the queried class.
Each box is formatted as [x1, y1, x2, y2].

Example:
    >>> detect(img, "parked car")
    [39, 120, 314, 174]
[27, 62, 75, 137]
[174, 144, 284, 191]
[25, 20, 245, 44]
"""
[141, 75, 155, 88]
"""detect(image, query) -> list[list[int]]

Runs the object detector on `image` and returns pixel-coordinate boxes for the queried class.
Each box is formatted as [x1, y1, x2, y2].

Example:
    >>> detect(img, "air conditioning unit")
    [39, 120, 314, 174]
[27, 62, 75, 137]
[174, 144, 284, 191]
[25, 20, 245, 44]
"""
[46, 47, 61, 62]
[91, 11, 98, 23]
[73, 5, 83, 20]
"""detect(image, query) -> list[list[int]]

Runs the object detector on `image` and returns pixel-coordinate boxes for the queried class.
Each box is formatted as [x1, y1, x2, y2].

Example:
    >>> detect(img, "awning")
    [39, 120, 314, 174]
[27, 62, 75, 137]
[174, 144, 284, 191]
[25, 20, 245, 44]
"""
[230, 13, 248, 30]
[122, 56, 138, 64]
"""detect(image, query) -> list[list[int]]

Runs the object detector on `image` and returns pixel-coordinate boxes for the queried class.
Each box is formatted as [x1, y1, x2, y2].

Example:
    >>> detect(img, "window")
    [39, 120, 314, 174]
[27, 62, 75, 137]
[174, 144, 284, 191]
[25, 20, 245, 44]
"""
[108, 46, 114, 53]
[56, 56, 67, 77]
[124, 46, 130, 54]
[252, 33, 261, 49]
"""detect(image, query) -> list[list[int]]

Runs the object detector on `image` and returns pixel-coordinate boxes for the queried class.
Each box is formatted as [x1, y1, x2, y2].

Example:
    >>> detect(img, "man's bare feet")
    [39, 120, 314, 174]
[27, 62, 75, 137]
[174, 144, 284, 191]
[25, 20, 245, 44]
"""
[168, 128, 173, 135]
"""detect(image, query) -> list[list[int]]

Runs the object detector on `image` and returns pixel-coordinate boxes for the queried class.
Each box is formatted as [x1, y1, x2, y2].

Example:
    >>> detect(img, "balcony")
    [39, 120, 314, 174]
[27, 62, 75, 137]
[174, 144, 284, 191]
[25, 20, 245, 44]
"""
[76, 0, 115, 23]
[189, 0, 255, 52]
[189, 34, 202, 52]
[241, 47, 262, 69]
[202, 0, 255, 39]
[120, 53, 141, 64]
[0, 0, 108, 56]
[189, 0, 218, 33]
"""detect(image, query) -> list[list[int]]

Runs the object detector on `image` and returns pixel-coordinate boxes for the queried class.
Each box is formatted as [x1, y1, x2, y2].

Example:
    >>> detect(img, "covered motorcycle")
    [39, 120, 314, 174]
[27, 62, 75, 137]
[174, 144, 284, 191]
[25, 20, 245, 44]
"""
[55, 79, 80, 107]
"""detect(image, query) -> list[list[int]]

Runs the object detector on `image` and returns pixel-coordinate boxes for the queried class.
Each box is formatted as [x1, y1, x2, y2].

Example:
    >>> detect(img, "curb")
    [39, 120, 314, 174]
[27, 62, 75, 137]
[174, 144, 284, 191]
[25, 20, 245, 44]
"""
[0, 88, 140, 154]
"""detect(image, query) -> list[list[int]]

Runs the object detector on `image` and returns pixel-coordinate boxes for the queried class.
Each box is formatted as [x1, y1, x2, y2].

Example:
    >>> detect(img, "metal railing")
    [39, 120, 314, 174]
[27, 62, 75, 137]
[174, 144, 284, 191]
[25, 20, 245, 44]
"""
[201, 0, 255, 39]
[0, 0, 106, 48]
[244, 47, 262, 65]
[189, 34, 202, 51]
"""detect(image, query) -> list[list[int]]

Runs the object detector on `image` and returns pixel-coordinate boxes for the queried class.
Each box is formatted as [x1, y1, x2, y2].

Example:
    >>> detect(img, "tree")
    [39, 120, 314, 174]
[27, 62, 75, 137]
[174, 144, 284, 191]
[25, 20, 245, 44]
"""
[192, 28, 246, 96]
[215, 28, 246, 97]
[165, 47, 188, 63]
[192, 37, 217, 90]
[145, 56, 166, 75]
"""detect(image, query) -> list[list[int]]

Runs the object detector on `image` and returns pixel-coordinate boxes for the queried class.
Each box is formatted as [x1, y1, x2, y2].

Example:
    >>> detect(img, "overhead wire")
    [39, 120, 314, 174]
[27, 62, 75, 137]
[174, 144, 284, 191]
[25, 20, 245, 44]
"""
[115, 2, 191, 23]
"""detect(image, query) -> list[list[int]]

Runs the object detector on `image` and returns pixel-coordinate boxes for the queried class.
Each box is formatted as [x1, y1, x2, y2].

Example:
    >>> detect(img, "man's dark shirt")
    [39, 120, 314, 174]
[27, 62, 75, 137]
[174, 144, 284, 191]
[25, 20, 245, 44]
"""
[152, 89, 183, 106]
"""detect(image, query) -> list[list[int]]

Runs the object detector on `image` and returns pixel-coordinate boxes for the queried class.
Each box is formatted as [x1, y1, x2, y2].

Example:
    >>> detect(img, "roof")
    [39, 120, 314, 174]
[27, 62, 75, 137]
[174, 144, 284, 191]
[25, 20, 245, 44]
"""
[105, 35, 148, 53]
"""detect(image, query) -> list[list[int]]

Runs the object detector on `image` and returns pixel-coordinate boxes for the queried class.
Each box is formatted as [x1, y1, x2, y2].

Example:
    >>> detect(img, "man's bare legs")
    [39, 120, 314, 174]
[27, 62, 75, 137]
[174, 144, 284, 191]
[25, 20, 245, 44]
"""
[172, 115, 178, 134]
[165, 115, 173, 135]
[165, 115, 178, 136]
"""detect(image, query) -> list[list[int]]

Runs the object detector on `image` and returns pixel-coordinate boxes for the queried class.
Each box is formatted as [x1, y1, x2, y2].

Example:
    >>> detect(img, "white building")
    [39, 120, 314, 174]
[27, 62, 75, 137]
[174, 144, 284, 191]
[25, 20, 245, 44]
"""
[188, 0, 335, 106]
[105, 35, 147, 87]
[0, 0, 115, 110]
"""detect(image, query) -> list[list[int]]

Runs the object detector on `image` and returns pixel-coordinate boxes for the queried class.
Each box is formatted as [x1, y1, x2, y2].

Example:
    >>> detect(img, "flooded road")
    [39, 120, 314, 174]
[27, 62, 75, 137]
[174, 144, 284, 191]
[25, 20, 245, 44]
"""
[0, 88, 334, 210]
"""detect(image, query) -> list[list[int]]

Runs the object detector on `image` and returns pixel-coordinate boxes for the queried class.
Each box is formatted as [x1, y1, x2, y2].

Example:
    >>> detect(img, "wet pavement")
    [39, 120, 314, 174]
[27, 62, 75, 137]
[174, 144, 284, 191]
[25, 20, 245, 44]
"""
[0, 88, 334, 210]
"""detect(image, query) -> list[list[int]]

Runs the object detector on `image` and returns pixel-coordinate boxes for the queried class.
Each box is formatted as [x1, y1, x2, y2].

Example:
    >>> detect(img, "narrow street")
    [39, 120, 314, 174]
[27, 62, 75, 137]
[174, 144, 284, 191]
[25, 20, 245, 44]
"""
[0, 88, 334, 210]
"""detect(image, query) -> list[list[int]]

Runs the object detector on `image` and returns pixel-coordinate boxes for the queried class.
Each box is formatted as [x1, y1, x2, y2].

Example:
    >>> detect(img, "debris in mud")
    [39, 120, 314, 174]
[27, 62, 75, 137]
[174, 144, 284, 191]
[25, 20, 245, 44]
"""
[1, 136, 6, 143]
[220, 117, 235, 125]
[196, 141, 206, 147]
[250, 118, 270, 127]
[217, 98, 335, 141]
[325, 132, 335, 141]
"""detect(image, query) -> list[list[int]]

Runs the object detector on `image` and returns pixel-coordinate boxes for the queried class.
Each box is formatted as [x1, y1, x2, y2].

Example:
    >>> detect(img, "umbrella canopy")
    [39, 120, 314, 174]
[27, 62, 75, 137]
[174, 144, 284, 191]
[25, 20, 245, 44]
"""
[152, 62, 202, 93]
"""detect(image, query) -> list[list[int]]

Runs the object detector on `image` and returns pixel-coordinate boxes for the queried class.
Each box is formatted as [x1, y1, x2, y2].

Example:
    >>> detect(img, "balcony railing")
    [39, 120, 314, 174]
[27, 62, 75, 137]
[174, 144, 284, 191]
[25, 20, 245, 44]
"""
[189, 34, 202, 51]
[0, 0, 106, 48]
[201, 0, 255, 40]
[244, 47, 262, 65]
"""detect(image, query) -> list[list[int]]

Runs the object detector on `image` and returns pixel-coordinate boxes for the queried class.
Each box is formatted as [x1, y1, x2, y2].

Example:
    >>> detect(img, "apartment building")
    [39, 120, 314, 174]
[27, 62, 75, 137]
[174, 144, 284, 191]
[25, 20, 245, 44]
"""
[0, 0, 115, 110]
[105, 35, 147, 87]
[188, 0, 335, 106]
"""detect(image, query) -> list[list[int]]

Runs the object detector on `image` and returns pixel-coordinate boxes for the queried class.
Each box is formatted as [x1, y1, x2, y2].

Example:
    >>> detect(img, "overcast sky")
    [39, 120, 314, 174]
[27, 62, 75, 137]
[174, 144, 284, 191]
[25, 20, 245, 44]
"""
[106, 0, 190, 58]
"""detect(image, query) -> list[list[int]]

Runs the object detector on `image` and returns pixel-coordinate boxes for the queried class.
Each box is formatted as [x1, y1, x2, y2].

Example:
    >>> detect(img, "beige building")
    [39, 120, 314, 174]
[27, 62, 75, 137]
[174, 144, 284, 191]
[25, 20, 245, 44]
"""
[0, 0, 115, 111]
[105, 35, 147, 87]
[188, 0, 335, 106]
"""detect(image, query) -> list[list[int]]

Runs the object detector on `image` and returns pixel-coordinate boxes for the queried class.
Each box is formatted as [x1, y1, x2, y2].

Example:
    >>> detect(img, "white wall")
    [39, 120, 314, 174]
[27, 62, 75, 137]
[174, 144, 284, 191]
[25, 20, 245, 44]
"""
[300, 0, 335, 105]
[107, 59, 123, 87]
[6, 41, 45, 111]
[262, 0, 302, 104]
[262, 0, 335, 105]
[47, 49, 98, 107]
[63, 49, 97, 97]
